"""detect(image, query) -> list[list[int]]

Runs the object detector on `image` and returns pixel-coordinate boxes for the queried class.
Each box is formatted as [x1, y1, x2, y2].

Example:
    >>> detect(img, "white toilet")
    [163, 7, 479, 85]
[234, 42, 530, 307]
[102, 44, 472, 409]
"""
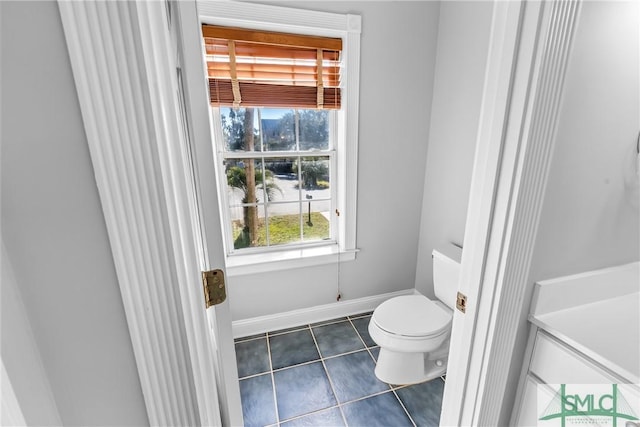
[368, 243, 462, 385]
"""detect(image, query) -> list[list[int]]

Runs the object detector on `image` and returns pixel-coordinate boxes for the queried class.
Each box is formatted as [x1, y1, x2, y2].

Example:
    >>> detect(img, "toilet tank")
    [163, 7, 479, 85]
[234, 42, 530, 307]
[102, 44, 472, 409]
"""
[432, 243, 463, 310]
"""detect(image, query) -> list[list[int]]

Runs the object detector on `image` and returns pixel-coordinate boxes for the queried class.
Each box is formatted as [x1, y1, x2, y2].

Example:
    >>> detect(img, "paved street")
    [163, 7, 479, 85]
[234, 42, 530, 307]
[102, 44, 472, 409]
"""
[227, 175, 331, 220]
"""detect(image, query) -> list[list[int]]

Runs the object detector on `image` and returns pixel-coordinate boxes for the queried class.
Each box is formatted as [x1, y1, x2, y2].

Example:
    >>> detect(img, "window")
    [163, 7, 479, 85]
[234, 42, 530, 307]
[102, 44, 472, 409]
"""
[213, 107, 335, 252]
[198, 2, 361, 274]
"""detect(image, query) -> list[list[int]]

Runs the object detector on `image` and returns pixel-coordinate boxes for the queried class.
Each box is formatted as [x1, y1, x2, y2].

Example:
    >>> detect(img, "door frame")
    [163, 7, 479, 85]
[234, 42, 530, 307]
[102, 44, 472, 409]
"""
[59, 0, 581, 425]
[58, 1, 234, 425]
[440, 0, 581, 425]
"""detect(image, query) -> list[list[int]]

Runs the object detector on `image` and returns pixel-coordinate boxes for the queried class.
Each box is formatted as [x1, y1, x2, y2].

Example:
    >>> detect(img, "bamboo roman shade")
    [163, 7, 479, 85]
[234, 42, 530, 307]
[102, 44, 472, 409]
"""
[202, 25, 342, 109]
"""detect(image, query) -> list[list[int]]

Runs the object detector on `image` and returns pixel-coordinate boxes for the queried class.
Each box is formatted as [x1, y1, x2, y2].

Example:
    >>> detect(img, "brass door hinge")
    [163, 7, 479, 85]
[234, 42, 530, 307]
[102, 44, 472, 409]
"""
[456, 291, 467, 314]
[202, 269, 226, 308]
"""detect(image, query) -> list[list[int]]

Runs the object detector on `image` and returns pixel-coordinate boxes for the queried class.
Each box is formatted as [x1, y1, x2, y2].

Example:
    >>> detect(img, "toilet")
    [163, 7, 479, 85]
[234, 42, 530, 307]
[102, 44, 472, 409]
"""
[368, 243, 462, 385]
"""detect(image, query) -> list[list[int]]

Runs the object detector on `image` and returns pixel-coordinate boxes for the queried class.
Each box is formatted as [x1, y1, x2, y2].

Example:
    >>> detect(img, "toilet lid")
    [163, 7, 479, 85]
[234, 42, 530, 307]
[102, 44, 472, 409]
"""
[372, 295, 451, 337]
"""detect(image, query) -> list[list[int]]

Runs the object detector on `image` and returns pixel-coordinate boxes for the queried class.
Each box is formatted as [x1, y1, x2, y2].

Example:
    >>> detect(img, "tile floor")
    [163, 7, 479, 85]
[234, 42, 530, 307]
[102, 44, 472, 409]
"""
[234, 312, 445, 427]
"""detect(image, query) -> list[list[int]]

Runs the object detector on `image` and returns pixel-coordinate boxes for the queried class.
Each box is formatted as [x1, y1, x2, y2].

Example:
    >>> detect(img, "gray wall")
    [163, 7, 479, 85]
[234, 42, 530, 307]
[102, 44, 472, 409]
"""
[530, 0, 640, 279]
[1, 2, 149, 425]
[227, 1, 442, 320]
[414, 1, 494, 298]
[2, 242, 61, 425]
[503, 1, 640, 423]
[0, 0, 442, 419]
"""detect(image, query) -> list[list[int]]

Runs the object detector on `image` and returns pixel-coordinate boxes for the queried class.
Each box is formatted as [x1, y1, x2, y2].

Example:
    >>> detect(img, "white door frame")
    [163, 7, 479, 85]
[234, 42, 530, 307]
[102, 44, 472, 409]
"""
[172, 1, 244, 425]
[441, 0, 581, 425]
[59, 0, 581, 425]
[58, 1, 235, 425]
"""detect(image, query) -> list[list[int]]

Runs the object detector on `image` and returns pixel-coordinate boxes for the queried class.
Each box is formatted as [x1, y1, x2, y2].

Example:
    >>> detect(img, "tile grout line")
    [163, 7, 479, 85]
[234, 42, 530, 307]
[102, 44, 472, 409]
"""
[267, 325, 310, 338]
[234, 312, 372, 343]
[347, 317, 368, 350]
[277, 387, 411, 426]
[234, 334, 266, 344]
[325, 317, 397, 425]
[347, 315, 380, 365]
[265, 330, 281, 426]
[239, 337, 374, 381]
[276, 404, 341, 426]
[391, 387, 418, 427]
[308, 322, 349, 427]
[349, 315, 418, 427]
[238, 314, 442, 426]
[271, 346, 369, 374]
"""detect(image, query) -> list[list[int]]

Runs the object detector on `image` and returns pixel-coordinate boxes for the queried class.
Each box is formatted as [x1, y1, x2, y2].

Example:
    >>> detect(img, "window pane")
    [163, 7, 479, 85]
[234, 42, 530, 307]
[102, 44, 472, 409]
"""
[221, 107, 331, 153]
[220, 107, 260, 152]
[266, 202, 302, 247]
[263, 158, 298, 204]
[300, 157, 330, 191]
[302, 201, 331, 242]
[226, 159, 271, 204]
[220, 110, 333, 251]
[260, 108, 296, 152]
[231, 204, 266, 250]
[299, 110, 329, 150]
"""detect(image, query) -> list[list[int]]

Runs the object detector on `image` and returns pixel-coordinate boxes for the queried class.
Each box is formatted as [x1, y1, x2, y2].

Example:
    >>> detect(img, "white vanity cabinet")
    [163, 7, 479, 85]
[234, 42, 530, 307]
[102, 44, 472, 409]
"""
[512, 263, 640, 426]
[513, 328, 637, 426]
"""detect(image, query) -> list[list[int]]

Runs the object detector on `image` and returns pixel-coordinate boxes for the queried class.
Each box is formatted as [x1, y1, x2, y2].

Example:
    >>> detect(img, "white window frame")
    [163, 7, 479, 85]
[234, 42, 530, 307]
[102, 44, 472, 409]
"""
[211, 108, 338, 255]
[197, 1, 361, 276]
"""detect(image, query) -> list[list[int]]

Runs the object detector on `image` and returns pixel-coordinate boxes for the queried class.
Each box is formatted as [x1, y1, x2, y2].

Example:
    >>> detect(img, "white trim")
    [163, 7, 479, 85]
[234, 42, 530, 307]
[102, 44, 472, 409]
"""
[441, 0, 582, 425]
[440, 1, 525, 424]
[226, 246, 357, 276]
[136, 3, 226, 426]
[57, 1, 222, 425]
[473, 1, 581, 424]
[197, 1, 361, 260]
[197, 1, 354, 37]
[176, 1, 245, 424]
[232, 289, 416, 338]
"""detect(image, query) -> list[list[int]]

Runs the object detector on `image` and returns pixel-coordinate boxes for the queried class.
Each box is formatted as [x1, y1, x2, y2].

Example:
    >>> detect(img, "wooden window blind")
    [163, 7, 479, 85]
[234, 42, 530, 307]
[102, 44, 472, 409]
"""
[202, 25, 342, 109]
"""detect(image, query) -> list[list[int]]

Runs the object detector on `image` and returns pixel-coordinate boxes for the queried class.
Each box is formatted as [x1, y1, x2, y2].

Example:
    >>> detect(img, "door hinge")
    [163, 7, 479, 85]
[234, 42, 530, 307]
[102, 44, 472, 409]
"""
[456, 291, 467, 314]
[202, 269, 226, 308]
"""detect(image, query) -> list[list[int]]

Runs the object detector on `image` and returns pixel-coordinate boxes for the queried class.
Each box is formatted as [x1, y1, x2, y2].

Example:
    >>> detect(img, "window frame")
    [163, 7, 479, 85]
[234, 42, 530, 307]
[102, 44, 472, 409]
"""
[212, 107, 338, 255]
[198, 1, 361, 276]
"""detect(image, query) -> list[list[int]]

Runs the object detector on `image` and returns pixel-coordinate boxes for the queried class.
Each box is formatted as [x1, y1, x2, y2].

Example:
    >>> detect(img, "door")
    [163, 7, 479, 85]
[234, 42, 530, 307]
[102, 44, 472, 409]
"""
[441, 0, 582, 424]
[59, 1, 242, 425]
[439, 1, 526, 422]
[173, 2, 244, 426]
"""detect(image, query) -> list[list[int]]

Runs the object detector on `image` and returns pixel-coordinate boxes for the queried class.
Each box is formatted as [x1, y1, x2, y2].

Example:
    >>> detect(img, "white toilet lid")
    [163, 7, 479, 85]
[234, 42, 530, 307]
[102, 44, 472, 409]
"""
[372, 295, 451, 337]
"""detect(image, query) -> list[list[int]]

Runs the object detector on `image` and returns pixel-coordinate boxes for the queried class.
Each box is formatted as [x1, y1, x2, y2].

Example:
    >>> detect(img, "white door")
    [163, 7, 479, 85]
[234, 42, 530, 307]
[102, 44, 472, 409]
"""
[59, 1, 242, 425]
[441, 0, 582, 424]
[173, 2, 244, 425]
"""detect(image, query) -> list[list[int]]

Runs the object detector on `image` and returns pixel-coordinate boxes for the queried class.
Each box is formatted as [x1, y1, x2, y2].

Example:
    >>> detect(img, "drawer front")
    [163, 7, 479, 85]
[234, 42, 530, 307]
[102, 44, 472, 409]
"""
[530, 332, 617, 384]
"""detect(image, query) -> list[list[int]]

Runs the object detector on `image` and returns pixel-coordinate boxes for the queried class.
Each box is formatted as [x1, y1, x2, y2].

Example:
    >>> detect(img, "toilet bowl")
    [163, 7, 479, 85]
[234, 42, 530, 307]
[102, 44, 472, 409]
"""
[368, 243, 462, 385]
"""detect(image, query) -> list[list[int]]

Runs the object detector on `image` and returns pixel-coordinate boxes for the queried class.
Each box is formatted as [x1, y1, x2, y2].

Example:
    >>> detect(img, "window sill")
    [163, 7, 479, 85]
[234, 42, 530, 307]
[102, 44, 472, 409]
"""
[225, 244, 358, 277]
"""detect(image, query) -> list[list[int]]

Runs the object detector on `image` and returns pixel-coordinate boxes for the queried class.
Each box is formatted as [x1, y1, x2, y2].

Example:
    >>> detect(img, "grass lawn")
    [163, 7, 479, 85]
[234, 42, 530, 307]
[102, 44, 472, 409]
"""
[233, 212, 330, 249]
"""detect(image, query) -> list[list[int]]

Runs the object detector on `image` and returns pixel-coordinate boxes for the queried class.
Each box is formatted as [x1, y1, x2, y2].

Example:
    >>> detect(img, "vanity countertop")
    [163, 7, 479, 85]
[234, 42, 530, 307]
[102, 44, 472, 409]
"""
[530, 292, 639, 384]
[529, 262, 640, 384]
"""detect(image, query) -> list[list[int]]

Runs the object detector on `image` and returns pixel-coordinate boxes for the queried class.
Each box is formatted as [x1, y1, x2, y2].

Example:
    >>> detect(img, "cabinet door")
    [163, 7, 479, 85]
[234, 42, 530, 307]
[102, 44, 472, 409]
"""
[515, 374, 556, 427]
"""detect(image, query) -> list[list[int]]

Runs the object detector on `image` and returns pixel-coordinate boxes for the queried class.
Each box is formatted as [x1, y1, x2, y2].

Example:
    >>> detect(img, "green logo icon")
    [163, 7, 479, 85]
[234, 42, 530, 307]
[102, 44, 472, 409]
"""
[539, 384, 639, 427]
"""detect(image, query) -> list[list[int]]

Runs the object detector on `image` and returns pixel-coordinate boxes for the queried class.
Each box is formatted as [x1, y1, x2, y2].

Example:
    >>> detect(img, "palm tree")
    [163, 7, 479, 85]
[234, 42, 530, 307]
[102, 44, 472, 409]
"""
[227, 165, 282, 248]
[301, 159, 329, 189]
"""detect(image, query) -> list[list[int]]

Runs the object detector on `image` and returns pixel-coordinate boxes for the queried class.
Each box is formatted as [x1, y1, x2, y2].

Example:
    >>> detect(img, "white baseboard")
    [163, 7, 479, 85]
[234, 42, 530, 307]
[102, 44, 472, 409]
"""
[232, 289, 417, 338]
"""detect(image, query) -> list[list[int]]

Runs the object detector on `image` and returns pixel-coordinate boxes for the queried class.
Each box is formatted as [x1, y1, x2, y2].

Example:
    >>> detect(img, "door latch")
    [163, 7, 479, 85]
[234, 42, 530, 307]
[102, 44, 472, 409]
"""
[456, 291, 467, 313]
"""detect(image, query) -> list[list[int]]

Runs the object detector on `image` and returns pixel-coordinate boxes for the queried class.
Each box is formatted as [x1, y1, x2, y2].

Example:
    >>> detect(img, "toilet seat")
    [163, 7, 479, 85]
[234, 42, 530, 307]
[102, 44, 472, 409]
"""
[371, 295, 451, 338]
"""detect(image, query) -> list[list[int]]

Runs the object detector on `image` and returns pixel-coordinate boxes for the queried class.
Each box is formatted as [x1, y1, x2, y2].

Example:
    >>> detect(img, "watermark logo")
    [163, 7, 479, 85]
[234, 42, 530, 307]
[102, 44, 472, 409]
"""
[538, 384, 639, 427]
